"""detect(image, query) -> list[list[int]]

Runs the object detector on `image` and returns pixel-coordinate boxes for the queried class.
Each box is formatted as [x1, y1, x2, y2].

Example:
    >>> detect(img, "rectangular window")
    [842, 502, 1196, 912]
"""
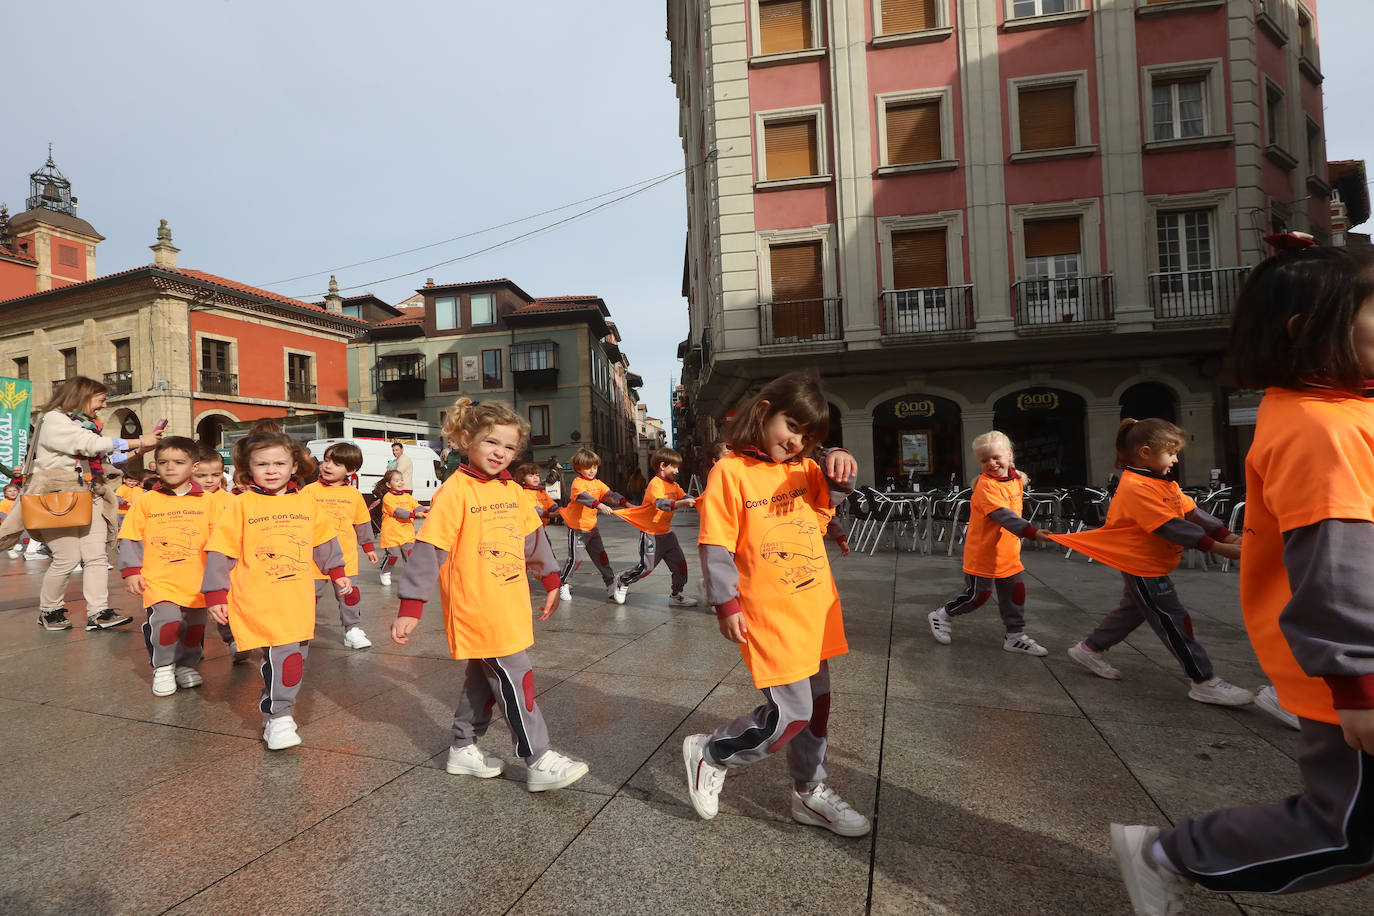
[56, 243, 79, 269]
[768, 240, 826, 340]
[529, 405, 551, 446]
[511, 340, 557, 372]
[885, 99, 942, 165]
[880, 0, 938, 34]
[469, 293, 495, 326]
[1266, 84, 1286, 150]
[1018, 84, 1076, 150]
[1022, 217, 1083, 319]
[481, 348, 502, 390]
[438, 353, 461, 391]
[61, 348, 77, 380]
[14, 357, 28, 380]
[201, 338, 230, 372]
[287, 353, 314, 402]
[113, 338, 131, 373]
[341, 303, 362, 319]
[1156, 210, 1215, 303]
[763, 117, 820, 181]
[1307, 120, 1323, 178]
[1297, 8, 1314, 60]
[435, 296, 458, 331]
[890, 229, 948, 290]
[1011, 0, 1071, 17]
[758, 0, 812, 55]
[1151, 79, 1205, 141]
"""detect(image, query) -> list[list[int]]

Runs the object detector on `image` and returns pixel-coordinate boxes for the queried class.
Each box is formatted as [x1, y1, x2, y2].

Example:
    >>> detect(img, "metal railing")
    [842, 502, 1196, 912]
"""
[1149, 266, 1249, 320]
[286, 381, 316, 403]
[881, 285, 975, 336]
[103, 370, 133, 396]
[759, 297, 843, 346]
[199, 369, 238, 396]
[1012, 275, 1113, 327]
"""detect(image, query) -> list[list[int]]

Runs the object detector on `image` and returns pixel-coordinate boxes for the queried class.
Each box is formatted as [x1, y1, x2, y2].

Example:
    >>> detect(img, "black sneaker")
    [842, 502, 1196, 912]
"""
[86, 609, 133, 630]
[38, 608, 72, 630]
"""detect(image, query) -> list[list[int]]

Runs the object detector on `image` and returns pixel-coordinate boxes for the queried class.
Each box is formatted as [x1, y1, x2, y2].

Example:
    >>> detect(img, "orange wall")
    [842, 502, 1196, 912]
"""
[0, 259, 36, 300]
[189, 311, 348, 407]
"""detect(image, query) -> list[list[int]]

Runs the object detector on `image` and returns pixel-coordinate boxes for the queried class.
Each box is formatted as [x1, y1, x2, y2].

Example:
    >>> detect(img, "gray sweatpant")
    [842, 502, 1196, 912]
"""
[314, 578, 361, 629]
[559, 527, 615, 587]
[381, 544, 412, 574]
[938, 572, 1026, 634]
[1161, 719, 1374, 894]
[141, 602, 207, 669]
[705, 660, 831, 792]
[259, 641, 310, 721]
[1085, 573, 1213, 682]
[452, 651, 549, 764]
[617, 531, 688, 594]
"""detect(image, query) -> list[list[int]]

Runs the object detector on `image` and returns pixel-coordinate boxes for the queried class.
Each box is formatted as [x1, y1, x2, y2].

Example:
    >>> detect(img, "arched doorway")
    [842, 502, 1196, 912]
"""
[993, 387, 1087, 486]
[872, 394, 962, 489]
[1119, 381, 1177, 422]
[196, 415, 227, 449]
[111, 409, 144, 474]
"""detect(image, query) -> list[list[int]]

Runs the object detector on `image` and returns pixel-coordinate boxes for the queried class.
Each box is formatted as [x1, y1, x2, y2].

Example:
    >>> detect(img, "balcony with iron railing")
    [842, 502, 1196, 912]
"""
[510, 340, 559, 392]
[287, 381, 317, 403]
[199, 369, 238, 396]
[880, 286, 975, 338]
[373, 354, 426, 401]
[103, 370, 133, 396]
[1012, 275, 1114, 328]
[1148, 266, 1249, 323]
[759, 297, 843, 347]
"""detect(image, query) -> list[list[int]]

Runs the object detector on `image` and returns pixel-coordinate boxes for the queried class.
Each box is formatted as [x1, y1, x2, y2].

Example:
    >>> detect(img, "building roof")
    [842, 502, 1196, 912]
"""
[8, 207, 105, 241]
[1330, 160, 1370, 229]
[0, 247, 37, 266]
[376, 312, 425, 327]
[625, 371, 644, 388]
[419, 277, 535, 301]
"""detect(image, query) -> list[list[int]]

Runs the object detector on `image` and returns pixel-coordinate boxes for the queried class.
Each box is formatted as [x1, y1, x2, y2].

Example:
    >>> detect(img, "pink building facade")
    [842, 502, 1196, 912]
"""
[668, 0, 1329, 487]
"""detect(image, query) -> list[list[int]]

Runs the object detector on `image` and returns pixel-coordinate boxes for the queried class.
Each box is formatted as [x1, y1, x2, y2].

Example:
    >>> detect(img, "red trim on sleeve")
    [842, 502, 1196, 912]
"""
[327, 566, 345, 582]
[1196, 535, 1217, 552]
[121, 566, 143, 578]
[1327, 674, 1374, 709]
[715, 597, 743, 622]
[398, 598, 424, 620]
[541, 572, 562, 592]
[360, 542, 375, 553]
[205, 589, 229, 606]
[1213, 526, 1232, 541]
[836, 536, 849, 552]
[1022, 525, 1039, 540]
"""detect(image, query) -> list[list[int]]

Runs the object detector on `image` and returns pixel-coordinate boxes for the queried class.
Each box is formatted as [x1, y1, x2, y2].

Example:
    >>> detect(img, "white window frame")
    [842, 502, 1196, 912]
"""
[1144, 190, 1239, 274]
[1153, 208, 1218, 307]
[1006, 71, 1095, 161]
[878, 212, 966, 334]
[756, 224, 839, 304]
[283, 347, 318, 403]
[1141, 59, 1229, 151]
[434, 295, 458, 331]
[1002, 0, 1088, 31]
[469, 292, 495, 327]
[871, 0, 953, 46]
[876, 87, 957, 174]
[748, 0, 826, 65]
[754, 105, 830, 188]
[1009, 198, 1102, 281]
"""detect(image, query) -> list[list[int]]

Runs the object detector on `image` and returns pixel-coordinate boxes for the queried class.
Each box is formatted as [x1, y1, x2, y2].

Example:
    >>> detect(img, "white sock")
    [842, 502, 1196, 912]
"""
[935, 608, 950, 620]
[1151, 839, 1183, 875]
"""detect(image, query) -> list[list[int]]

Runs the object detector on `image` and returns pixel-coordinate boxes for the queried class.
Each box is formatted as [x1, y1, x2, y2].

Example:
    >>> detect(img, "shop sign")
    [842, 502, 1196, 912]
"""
[900, 432, 930, 472]
[1015, 390, 1060, 412]
[891, 398, 936, 419]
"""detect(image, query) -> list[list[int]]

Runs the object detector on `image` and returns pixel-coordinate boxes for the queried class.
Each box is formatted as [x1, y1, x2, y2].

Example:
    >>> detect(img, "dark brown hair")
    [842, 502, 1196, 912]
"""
[1115, 418, 1187, 469]
[650, 447, 683, 469]
[197, 446, 224, 467]
[513, 462, 541, 480]
[1228, 245, 1374, 393]
[726, 372, 830, 458]
[231, 431, 308, 489]
[153, 436, 200, 461]
[570, 447, 601, 470]
[323, 441, 364, 472]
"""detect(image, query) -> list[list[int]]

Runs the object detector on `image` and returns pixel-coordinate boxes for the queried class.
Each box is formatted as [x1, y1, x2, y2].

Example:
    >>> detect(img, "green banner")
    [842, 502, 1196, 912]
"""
[0, 377, 33, 488]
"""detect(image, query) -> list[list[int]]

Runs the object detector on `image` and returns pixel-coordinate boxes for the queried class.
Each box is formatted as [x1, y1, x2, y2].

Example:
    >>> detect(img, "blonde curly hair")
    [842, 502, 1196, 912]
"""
[442, 397, 529, 450]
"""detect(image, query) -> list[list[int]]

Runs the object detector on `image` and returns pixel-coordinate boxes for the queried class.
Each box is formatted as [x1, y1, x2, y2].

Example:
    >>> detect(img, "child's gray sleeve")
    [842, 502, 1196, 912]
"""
[818, 447, 857, 504]
[524, 530, 561, 587]
[118, 538, 144, 572]
[987, 507, 1037, 538]
[1280, 519, 1374, 683]
[1151, 517, 1212, 549]
[397, 541, 449, 617]
[575, 490, 601, 507]
[202, 552, 237, 595]
[700, 544, 739, 608]
[354, 522, 374, 548]
[1184, 507, 1229, 537]
[312, 537, 344, 575]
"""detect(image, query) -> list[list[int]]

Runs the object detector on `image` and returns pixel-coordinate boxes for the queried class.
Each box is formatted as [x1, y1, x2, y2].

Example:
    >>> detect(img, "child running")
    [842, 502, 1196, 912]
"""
[685, 371, 871, 836]
[1051, 419, 1251, 706]
[611, 447, 698, 607]
[1111, 240, 1374, 913]
[194, 448, 247, 663]
[304, 442, 379, 649]
[515, 462, 558, 526]
[391, 397, 587, 791]
[117, 436, 217, 697]
[203, 431, 350, 750]
[928, 431, 1053, 656]
[377, 469, 424, 587]
[557, 447, 628, 604]
[1, 482, 23, 558]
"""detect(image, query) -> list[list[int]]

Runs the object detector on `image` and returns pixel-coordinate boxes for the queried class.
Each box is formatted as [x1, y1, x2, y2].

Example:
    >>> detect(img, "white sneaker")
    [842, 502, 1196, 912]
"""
[379, 570, 392, 587]
[152, 665, 177, 697]
[343, 627, 372, 650]
[927, 609, 952, 645]
[174, 666, 203, 688]
[525, 749, 588, 792]
[682, 733, 726, 819]
[6, 546, 22, 559]
[1188, 676, 1254, 707]
[1004, 633, 1049, 657]
[609, 582, 628, 605]
[668, 593, 699, 607]
[791, 783, 872, 837]
[263, 715, 302, 750]
[1110, 823, 1189, 916]
[558, 584, 571, 602]
[1068, 642, 1122, 679]
[446, 743, 504, 778]
[1254, 685, 1300, 730]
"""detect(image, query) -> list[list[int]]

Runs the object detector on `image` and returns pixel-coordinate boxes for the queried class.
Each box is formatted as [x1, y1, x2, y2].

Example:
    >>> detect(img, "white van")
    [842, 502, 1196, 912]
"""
[306, 438, 442, 504]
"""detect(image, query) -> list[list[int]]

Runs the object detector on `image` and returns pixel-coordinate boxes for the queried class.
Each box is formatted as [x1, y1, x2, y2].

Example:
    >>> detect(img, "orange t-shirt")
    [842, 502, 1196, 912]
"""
[206, 487, 234, 521]
[205, 489, 336, 651]
[116, 483, 144, 513]
[1241, 387, 1374, 725]
[616, 475, 685, 536]
[304, 481, 371, 577]
[0, 497, 13, 516]
[1048, 471, 1196, 577]
[380, 491, 421, 548]
[697, 454, 848, 689]
[963, 474, 1025, 578]
[526, 486, 557, 525]
[117, 488, 216, 608]
[560, 476, 610, 531]
[418, 473, 544, 659]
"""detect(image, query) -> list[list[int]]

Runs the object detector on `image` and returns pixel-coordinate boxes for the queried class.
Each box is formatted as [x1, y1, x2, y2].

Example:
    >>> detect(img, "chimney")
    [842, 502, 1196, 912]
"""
[150, 219, 179, 269]
[324, 274, 343, 314]
[423, 277, 435, 288]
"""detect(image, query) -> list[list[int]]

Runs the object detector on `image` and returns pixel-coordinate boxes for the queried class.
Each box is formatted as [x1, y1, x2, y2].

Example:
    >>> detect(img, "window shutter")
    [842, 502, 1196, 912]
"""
[890, 229, 948, 289]
[759, 0, 811, 55]
[1024, 218, 1082, 258]
[881, 0, 937, 34]
[764, 118, 819, 180]
[1018, 85, 1077, 151]
[885, 100, 942, 164]
[769, 241, 825, 340]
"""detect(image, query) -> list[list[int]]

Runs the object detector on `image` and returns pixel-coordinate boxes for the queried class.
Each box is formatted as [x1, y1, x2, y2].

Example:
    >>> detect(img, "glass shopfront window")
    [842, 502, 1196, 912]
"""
[871, 394, 962, 489]
[992, 387, 1087, 486]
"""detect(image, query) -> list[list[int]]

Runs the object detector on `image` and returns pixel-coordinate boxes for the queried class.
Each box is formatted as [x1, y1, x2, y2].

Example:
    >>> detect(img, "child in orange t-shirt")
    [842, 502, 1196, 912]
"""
[515, 462, 558, 526]
[304, 442, 379, 650]
[203, 431, 350, 751]
[1111, 240, 1374, 911]
[376, 469, 425, 587]
[1052, 419, 1251, 707]
[391, 397, 586, 791]
[684, 372, 870, 837]
[117, 437, 218, 697]
[612, 447, 697, 607]
[928, 431, 1053, 656]
[194, 448, 247, 661]
[556, 447, 627, 604]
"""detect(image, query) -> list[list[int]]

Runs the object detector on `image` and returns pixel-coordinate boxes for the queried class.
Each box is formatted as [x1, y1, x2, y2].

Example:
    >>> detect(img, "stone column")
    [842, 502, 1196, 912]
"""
[840, 411, 875, 487]
[1179, 394, 1218, 488]
[1086, 403, 1123, 487]
[150, 220, 179, 269]
[961, 407, 995, 485]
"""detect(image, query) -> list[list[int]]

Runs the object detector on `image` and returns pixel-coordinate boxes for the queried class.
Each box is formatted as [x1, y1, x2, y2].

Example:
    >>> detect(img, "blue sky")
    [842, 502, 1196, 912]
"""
[3, 1, 1370, 431]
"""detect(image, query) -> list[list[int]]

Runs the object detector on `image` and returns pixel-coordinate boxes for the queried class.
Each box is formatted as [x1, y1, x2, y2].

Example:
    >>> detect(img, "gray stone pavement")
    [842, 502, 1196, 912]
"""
[0, 519, 1367, 916]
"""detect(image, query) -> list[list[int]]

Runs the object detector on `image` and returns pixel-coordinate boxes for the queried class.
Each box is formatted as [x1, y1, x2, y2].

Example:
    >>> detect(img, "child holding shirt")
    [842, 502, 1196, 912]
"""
[304, 442, 378, 649]
[378, 469, 423, 587]
[392, 397, 587, 791]
[612, 447, 697, 607]
[203, 431, 350, 751]
[928, 431, 1052, 656]
[1111, 240, 1374, 913]
[515, 462, 558, 525]
[685, 372, 871, 836]
[1052, 419, 1251, 706]
[194, 448, 247, 662]
[118, 437, 217, 696]
[557, 447, 628, 604]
